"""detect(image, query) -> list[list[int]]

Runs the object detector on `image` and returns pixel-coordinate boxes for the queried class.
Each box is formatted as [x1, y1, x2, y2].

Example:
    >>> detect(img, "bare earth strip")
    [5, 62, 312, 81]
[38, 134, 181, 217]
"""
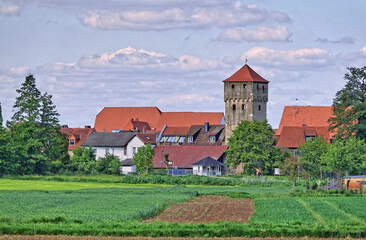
[146, 195, 255, 223]
[0, 236, 362, 240]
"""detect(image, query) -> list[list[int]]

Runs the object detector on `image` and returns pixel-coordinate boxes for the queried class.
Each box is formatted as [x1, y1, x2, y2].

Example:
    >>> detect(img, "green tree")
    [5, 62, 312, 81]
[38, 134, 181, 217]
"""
[283, 155, 302, 193]
[0, 102, 3, 127]
[98, 154, 121, 175]
[299, 137, 330, 179]
[329, 66, 366, 140]
[11, 74, 41, 123]
[133, 143, 155, 174]
[321, 137, 366, 176]
[0, 128, 14, 176]
[225, 120, 278, 174]
[71, 146, 97, 174]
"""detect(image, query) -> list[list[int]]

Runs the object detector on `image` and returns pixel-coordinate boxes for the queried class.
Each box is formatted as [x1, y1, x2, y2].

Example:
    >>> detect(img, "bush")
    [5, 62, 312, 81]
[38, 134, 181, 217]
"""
[97, 155, 120, 175]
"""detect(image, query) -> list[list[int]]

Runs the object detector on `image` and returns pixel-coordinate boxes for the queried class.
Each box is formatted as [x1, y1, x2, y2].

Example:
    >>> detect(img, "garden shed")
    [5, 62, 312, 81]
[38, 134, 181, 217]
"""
[191, 156, 226, 176]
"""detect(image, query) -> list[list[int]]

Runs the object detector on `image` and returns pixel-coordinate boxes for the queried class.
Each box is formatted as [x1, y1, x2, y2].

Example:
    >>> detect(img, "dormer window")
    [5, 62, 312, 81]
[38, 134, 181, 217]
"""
[70, 139, 75, 145]
[188, 136, 193, 143]
[209, 136, 216, 143]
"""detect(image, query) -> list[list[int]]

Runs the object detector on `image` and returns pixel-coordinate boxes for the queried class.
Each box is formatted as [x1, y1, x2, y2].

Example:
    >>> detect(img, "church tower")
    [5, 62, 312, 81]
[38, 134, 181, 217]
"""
[224, 64, 269, 140]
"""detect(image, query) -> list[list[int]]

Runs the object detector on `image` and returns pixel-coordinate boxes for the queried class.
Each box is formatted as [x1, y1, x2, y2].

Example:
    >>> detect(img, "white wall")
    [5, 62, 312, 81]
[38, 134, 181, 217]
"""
[121, 165, 137, 174]
[92, 146, 125, 160]
[126, 136, 145, 160]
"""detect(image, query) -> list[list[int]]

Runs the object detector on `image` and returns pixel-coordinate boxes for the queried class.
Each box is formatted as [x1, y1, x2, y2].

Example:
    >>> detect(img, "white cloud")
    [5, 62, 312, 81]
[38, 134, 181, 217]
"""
[7, 66, 30, 76]
[218, 26, 291, 42]
[157, 94, 215, 105]
[0, 3, 21, 16]
[225, 47, 333, 69]
[82, 2, 290, 30]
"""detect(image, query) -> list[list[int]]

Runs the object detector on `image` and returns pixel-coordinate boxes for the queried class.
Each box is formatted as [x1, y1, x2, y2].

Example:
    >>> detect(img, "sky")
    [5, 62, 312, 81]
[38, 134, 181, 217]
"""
[1, 0, 366, 129]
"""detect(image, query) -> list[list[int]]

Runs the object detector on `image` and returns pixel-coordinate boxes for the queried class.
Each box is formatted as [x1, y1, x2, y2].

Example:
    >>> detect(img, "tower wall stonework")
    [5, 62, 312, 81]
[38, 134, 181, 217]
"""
[224, 81, 268, 141]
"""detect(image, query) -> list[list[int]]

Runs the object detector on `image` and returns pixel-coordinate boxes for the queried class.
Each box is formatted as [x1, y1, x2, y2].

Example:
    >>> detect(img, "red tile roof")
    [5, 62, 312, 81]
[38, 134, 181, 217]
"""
[155, 112, 224, 131]
[162, 126, 190, 136]
[94, 107, 224, 132]
[124, 120, 151, 132]
[276, 126, 330, 148]
[276, 106, 334, 136]
[94, 107, 162, 132]
[152, 145, 228, 169]
[61, 127, 95, 150]
[136, 133, 157, 144]
[223, 64, 269, 83]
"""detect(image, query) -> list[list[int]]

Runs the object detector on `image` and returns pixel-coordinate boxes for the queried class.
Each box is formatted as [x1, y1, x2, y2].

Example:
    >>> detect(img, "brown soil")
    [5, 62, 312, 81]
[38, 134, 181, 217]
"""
[146, 195, 255, 223]
[0, 236, 362, 240]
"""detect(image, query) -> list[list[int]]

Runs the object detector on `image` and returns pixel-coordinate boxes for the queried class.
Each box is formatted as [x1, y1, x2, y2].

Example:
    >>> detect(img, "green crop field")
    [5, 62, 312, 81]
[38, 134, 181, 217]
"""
[0, 178, 365, 238]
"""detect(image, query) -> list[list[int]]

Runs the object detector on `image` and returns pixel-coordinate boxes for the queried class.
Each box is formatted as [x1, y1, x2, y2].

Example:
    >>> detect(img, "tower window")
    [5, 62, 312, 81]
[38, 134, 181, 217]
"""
[233, 104, 236, 110]
[242, 104, 245, 111]
[258, 105, 261, 111]
[257, 85, 259, 90]
[243, 84, 246, 88]
[262, 86, 265, 93]
[232, 84, 234, 89]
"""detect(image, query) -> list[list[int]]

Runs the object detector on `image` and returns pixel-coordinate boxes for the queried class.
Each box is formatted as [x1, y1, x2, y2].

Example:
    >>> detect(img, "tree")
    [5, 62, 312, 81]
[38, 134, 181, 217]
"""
[329, 66, 366, 140]
[321, 137, 366, 176]
[133, 143, 155, 174]
[71, 146, 97, 174]
[225, 120, 278, 175]
[299, 137, 330, 179]
[0, 102, 3, 127]
[283, 155, 302, 193]
[11, 74, 41, 123]
[98, 154, 121, 175]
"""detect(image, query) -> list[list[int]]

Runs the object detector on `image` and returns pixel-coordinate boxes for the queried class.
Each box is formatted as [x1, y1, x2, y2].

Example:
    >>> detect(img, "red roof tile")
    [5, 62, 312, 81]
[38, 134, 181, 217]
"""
[94, 107, 161, 132]
[136, 133, 157, 144]
[162, 126, 190, 136]
[152, 145, 228, 169]
[94, 107, 224, 133]
[276, 106, 334, 136]
[223, 64, 269, 83]
[124, 120, 151, 132]
[61, 127, 95, 151]
[276, 126, 330, 148]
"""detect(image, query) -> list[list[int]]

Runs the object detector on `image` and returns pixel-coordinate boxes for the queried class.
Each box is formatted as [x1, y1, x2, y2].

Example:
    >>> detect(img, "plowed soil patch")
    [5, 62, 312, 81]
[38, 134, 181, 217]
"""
[147, 195, 255, 223]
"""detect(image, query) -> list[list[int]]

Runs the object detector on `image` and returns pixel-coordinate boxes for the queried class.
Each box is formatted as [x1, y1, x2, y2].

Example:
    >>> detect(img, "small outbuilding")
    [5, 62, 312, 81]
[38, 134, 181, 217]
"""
[344, 175, 366, 193]
[191, 156, 226, 176]
[120, 158, 136, 175]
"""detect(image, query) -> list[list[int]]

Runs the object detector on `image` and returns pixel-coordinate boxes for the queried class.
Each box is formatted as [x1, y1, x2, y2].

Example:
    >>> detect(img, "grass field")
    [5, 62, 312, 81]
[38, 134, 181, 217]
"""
[0, 178, 365, 238]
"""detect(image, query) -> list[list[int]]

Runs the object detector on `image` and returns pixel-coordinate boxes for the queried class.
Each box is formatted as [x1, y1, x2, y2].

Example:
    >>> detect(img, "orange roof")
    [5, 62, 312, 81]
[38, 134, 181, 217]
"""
[136, 133, 157, 144]
[276, 126, 330, 148]
[276, 106, 335, 136]
[155, 112, 224, 131]
[223, 64, 269, 83]
[94, 107, 161, 132]
[94, 107, 224, 132]
[61, 127, 95, 151]
[162, 126, 190, 136]
[124, 120, 151, 132]
[152, 145, 228, 169]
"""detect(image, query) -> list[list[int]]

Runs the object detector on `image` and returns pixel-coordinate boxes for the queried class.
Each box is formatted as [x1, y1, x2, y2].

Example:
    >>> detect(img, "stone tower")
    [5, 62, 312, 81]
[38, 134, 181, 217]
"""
[223, 64, 269, 141]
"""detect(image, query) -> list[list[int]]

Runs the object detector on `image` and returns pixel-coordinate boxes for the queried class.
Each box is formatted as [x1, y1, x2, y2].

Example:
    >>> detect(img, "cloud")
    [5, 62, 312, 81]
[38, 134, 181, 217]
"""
[157, 94, 215, 105]
[225, 47, 333, 69]
[0, 3, 21, 16]
[218, 26, 291, 42]
[7, 66, 30, 76]
[316, 36, 356, 44]
[82, 2, 290, 30]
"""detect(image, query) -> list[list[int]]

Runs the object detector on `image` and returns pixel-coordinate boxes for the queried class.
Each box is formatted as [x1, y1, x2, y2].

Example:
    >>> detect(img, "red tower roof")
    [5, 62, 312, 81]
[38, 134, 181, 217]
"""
[223, 64, 269, 83]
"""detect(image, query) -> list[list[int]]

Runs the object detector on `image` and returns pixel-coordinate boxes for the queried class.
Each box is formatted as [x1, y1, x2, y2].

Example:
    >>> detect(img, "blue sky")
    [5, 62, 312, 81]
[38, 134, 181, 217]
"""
[1, 0, 366, 128]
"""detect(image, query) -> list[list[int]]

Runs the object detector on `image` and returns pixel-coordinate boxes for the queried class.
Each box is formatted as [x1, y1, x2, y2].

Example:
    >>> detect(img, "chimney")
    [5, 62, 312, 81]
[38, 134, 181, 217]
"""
[85, 125, 91, 128]
[204, 122, 209, 133]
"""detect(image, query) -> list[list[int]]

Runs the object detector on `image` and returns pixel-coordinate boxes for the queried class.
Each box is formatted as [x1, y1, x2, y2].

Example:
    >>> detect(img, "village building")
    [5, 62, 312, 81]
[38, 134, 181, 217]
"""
[152, 145, 228, 175]
[224, 64, 269, 140]
[61, 126, 95, 156]
[275, 106, 335, 151]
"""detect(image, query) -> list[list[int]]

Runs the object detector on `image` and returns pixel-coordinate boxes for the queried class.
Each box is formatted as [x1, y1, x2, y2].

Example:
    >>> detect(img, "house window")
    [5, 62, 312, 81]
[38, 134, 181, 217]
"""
[209, 136, 216, 143]
[232, 84, 234, 89]
[243, 84, 246, 88]
[188, 136, 193, 143]
[105, 148, 110, 155]
[258, 105, 261, 111]
[242, 104, 245, 111]
[233, 104, 236, 110]
[305, 136, 315, 142]
[133, 147, 139, 154]
[257, 85, 259, 90]
[92, 148, 97, 155]
[70, 139, 75, 145]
